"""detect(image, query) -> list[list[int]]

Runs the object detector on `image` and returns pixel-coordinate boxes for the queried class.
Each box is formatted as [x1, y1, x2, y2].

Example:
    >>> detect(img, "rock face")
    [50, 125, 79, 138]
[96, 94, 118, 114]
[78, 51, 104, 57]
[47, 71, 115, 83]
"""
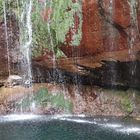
[31, 0, 140, 89]
[0, 83, 140, 118]
[1, 0, 140, 89]
[60, 0, 140, 58]
[46, 0, 140, 89]
[1, 0, 140, 65]
[0, 14, 19, 78]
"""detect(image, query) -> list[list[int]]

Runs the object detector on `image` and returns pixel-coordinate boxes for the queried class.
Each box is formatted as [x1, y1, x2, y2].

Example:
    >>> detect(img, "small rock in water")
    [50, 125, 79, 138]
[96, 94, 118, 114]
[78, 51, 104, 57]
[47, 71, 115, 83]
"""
[4, 75, 22, 88]
[23, 79, 32, 88]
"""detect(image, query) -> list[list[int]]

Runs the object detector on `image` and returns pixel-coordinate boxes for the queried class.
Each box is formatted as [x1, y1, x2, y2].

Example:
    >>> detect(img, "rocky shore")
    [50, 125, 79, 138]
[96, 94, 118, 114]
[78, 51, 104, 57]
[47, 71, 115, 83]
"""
[0, 83, 140, 120]
[0, 0, 140, 119]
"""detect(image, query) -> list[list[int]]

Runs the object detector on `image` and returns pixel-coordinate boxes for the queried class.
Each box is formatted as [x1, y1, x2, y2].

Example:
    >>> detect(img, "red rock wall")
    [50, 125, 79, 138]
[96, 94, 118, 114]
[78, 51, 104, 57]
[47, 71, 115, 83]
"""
[60, 0, 140, 57]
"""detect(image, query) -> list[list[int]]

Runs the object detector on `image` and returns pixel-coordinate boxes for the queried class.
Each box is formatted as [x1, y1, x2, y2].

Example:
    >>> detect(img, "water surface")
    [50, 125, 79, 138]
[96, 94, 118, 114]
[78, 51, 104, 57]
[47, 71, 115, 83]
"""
[0, 115, 140, 140]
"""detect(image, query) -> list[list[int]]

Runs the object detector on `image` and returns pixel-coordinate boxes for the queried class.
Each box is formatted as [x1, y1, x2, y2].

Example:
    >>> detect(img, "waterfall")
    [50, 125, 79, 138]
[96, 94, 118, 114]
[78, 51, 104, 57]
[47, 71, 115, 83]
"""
[19, 0, 34, 112]
[19, 0, 33, 87]
[126, 0, 139, 89]
[129, 0, 139, 56]
[128, 0, 139, 111]
[3, 1, 10, 75]
[106, 0, 118, 86]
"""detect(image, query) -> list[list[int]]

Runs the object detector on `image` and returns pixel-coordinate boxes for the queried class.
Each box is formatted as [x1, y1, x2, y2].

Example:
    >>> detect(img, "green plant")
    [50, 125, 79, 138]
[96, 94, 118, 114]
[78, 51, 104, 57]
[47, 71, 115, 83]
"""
[0, 0, 22, 19]
[0, 0, 83, 58]
[50, 0, 82, 46]
[121, 96, 133, 113]
[31, 0, 83, 58]
[19, 87, 73, 113]
[35, 87, 73, 112]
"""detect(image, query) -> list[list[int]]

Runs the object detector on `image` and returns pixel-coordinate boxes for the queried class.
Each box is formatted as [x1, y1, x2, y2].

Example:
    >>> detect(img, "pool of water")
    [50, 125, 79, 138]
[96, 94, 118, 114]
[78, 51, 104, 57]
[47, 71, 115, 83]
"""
[0, 114, 140, 140]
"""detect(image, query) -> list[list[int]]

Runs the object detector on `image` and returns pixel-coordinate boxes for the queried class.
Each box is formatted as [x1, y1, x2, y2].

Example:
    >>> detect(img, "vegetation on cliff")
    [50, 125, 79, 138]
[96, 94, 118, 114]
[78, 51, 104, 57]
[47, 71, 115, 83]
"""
[18, 87, 73, 113]
[0, 0, 83, 58]
[32, 0, 82, 58]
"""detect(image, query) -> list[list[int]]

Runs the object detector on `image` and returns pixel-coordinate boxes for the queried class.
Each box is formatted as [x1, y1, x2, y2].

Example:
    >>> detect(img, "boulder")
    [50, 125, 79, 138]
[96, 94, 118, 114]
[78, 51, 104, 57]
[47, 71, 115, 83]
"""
[4, 75, 22, 87]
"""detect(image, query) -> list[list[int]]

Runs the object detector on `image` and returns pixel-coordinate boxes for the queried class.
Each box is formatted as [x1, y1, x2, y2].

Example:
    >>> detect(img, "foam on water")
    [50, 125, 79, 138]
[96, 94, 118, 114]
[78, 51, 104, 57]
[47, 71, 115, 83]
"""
[0, 114, 40, 122]
[56, 116, 140, 135]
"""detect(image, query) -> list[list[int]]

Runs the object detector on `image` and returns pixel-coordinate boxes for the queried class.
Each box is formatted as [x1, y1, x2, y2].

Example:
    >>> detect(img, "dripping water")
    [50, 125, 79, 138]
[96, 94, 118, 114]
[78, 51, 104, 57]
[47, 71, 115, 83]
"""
[3, 1, 10, 75]
[128, 0, 139, 111]
[71, 0, 83, 95]
[46, 0, 69, 112]
[128, 0, 139, 72]
[19, 0, 34, 112]
[20, 0, 33, 86]
[106, 0, 118, 87]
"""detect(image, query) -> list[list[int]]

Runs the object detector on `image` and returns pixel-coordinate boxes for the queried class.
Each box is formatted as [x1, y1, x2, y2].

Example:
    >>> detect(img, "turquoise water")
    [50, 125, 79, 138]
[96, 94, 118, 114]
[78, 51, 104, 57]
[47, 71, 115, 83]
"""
[0, 115, 140, 140]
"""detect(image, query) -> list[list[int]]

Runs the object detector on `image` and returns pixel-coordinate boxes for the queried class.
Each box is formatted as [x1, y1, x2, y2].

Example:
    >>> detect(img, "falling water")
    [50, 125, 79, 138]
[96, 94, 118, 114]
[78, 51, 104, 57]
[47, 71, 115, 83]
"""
[39, 0, 58, 82]
[128, 0, 139, 93]
[46, 0, 58, 84]
[44, 0, 69, 109]
[106, 0, 118, 86]
[3, 1, 10, 75]
[128, 0, 139, 67]
[128, 0, 139, 111]
[71, 0, 83, 95]
[19, 0, 33, 87]
[47, 0, 56, 63]
[19, 0, 34, 112]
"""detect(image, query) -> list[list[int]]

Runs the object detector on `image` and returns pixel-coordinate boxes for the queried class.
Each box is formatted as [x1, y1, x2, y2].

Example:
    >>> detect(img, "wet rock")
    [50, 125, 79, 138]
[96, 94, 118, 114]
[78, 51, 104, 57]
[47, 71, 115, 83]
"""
[0, 83, 140, 118]
[4, 75, 22, 87]
[0, 80, 5, 87]
[31, 0, 140, 89]
[32, 58, 140, 89]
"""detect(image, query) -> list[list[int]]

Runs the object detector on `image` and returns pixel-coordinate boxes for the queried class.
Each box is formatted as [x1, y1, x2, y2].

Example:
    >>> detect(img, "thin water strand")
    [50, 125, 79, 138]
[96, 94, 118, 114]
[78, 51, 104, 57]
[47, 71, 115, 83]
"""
[128, 0, 138, 76]
[20, 0, 33, 85]
[19, 0, 34, 112]
[3, 1, 10, 76]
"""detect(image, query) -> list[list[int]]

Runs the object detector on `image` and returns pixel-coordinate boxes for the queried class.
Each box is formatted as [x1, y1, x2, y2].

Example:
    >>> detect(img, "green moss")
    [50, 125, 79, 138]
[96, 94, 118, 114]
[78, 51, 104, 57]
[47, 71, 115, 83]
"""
[0, 0, 83, 58]
[19, 87, 73, 113]
[31, 0, 83, 58]
[121, 95, 133, 113]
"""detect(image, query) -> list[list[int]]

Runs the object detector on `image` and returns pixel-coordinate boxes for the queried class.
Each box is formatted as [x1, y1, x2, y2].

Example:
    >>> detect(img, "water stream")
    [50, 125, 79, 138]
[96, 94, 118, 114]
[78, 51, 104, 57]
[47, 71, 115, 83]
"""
[3, 0, 11, 75]
[19, 0, 33, 87]
[128, 0, 139, 80]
